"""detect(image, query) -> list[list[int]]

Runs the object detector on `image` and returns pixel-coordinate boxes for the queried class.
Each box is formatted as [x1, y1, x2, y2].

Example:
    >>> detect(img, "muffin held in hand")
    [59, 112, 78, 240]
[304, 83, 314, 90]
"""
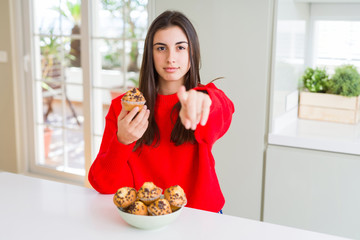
[127, 200, 148, 215]
[137, 182, 162, 205]
[113, 187, 137, 208]
[164, 185, 187, 211]
[121, 88, 146, 112]
[148, 199, 172, 216]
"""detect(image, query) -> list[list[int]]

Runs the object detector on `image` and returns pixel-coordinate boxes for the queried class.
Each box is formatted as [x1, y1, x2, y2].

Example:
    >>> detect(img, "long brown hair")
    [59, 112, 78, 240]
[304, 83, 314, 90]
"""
[134, 10, 201, 151]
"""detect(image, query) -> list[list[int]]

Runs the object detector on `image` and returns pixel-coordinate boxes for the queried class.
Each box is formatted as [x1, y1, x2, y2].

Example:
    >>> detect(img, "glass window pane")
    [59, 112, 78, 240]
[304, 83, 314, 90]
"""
[93, 0, 124, 38]
[313, 20, 360, 73]
[125, 40, 143, 87]
[65, 65, 83, 84]
[60, 0, 82, 36]
[100, 39, 123, 71]
[38, 36, 63, 80]
[64, 84, 83, 129]
[40, 80, 64, 127]
[125, 40, 141, 73]
[126, 0, 148, 39]
[65, 128, 85, 175]
[33, 0, 61, 35]
[93, 39, 124, 88]
[93, 88, 123, 136]
[64, 36, 82, 68]
[37, 126, 64, 170]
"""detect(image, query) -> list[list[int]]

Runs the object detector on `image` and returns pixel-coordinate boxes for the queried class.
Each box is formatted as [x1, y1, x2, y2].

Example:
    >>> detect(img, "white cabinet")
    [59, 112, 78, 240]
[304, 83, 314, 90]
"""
[264, 145, 360, 239]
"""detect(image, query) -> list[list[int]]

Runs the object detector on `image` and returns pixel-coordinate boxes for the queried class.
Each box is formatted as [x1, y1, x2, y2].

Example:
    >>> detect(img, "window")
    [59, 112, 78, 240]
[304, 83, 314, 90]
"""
[313, 21, 360, 74]
[268, 1, 360, 155]
[22, 0, 150, 183]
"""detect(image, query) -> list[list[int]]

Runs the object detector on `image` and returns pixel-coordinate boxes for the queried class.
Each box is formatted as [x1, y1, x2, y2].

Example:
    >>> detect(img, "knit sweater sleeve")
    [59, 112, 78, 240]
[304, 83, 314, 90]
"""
[194, 83, 235, 148]
[88, 98, 135, 194]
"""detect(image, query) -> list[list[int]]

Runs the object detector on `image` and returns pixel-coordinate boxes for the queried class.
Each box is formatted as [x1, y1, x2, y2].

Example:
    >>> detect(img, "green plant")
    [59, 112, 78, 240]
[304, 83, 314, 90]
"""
[328, 65, 360, 97]
[301, 67, 329, 93]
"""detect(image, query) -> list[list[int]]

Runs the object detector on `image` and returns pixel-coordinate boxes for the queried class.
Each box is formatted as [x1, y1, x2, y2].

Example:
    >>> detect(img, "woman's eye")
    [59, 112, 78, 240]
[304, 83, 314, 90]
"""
[178, 46, 186, 50]
[157, 46, 166, 51]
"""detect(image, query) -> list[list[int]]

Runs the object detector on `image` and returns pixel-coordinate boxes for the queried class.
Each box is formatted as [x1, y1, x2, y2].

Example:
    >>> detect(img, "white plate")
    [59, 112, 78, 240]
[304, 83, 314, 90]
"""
[117, 206, 184, 230]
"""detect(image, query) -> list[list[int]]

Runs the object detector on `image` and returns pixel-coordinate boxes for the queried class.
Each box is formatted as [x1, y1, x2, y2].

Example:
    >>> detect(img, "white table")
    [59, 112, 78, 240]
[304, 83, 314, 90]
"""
[0, 172, 349, 240]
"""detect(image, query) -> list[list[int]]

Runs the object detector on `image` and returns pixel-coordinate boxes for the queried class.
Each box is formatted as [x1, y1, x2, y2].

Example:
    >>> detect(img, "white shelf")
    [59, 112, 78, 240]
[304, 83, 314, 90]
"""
[269, 110, 360, 155]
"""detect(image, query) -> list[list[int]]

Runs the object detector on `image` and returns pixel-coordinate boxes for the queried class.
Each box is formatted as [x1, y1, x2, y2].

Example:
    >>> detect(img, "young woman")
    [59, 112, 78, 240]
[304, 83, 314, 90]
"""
[88, 10, 234, 213]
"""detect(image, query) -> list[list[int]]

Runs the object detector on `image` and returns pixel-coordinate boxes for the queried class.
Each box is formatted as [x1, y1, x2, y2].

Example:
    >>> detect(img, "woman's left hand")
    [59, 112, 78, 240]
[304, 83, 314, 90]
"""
[177, 86, 212, 130]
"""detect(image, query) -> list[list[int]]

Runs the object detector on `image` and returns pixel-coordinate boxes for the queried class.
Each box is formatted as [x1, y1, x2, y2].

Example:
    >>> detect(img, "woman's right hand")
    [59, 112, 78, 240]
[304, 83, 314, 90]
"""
[117, 105, 150, 145]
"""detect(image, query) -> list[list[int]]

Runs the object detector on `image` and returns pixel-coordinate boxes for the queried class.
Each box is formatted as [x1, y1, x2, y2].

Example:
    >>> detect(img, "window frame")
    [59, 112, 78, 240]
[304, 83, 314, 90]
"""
[14, 0, 154, 185]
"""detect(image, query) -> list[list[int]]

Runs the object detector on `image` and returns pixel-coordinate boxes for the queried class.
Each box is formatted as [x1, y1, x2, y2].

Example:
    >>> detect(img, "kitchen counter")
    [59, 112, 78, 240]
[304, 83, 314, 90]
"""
[0, 172, 349, 240]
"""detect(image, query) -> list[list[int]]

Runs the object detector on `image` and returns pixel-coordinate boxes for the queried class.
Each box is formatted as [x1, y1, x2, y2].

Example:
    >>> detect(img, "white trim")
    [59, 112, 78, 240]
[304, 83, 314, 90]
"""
[267, 0, 279, 135]
[10, 0, 28, 173]
[83, 0, 93, 188]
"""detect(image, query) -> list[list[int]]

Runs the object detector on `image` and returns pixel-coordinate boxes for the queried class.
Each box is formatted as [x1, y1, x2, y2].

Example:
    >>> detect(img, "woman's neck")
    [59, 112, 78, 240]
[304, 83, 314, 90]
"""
[157, 80, 184, 95]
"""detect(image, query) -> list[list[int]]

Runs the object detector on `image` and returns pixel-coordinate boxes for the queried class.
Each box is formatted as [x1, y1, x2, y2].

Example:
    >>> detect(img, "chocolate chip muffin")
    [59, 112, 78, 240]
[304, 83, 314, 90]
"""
[113, 187, 137, 209]
[127, 200, 148, 215]
[148, 199, 172, 216]
[121, 88, 146, 112]
[164, 185, 187, 211]
[137, 182, 162, 205]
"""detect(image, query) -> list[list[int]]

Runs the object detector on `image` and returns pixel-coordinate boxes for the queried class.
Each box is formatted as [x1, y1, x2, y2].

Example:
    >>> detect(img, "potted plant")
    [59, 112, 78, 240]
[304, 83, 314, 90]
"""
[298, 65, 360, 124]
[327, 65, 360, 97]
[302, 67, 329, 93]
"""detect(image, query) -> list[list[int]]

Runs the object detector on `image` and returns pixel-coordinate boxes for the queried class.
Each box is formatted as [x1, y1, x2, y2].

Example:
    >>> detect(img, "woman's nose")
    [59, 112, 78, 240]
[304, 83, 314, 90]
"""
[167, 49, 176, 63]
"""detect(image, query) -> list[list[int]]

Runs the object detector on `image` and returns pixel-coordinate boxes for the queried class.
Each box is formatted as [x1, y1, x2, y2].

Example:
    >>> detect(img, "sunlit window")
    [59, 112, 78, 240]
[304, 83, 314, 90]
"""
[313, 20, 360, 74]
[28, 0, 149, 180]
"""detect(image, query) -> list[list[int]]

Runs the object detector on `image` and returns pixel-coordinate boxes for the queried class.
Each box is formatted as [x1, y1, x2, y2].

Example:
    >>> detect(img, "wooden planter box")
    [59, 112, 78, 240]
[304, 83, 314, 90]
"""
[298, 91, 360, 124]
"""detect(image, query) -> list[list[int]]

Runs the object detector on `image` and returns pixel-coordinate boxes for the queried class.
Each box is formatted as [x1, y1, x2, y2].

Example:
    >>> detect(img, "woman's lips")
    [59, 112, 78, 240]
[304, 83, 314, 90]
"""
[164, 67, 179, 73]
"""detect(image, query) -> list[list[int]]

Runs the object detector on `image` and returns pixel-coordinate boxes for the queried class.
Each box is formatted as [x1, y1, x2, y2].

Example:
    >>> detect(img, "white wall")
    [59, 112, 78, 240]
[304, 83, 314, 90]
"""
[154, 0, 274, 220]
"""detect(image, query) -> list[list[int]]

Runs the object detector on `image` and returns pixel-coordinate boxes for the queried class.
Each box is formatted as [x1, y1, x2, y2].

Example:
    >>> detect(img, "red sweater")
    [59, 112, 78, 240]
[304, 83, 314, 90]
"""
[88, 83, 234, 212]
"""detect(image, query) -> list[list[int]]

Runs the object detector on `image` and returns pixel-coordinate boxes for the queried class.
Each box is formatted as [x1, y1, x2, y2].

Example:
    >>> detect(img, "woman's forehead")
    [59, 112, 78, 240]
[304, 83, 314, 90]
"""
[153, 26, 188, 44]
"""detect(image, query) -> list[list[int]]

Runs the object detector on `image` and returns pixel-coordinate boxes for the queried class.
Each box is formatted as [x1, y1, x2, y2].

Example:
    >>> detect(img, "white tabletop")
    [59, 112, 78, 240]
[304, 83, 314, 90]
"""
[0, 172, 349, 240]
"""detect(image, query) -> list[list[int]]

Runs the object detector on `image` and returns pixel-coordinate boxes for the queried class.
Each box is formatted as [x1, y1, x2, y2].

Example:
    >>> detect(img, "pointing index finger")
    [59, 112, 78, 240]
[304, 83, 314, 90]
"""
[177, 85, 188, 103]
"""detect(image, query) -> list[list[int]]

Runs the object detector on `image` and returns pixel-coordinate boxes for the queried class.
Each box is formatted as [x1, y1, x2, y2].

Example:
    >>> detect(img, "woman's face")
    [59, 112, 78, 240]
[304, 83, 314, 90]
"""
[153, 26, 190, 89]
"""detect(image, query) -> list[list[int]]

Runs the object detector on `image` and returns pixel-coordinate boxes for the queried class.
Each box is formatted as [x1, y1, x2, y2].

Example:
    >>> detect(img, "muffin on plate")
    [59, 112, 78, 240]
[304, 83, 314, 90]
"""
[113, 187, 137, 209]
[164, 185, 187, 211]
[137, 182, 162, 205]
[148, 199, 172, 216]
[127, 200, 148, 215]
[121, 88, 146, 112]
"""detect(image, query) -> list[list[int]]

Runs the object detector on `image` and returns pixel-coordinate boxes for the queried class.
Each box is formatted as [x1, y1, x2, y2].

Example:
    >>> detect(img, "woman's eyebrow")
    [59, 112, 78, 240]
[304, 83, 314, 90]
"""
[153, 42, 166, 46]
[176, 41, 188, 45]
[153, 41, 188, 46]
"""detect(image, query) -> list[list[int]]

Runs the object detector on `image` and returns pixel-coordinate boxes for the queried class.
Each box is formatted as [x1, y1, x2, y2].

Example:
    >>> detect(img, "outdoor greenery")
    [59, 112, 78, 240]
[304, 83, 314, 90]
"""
[101, 0, 147, 73]
[53, 0, 81, 67]
[40, 28, 62, 79]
